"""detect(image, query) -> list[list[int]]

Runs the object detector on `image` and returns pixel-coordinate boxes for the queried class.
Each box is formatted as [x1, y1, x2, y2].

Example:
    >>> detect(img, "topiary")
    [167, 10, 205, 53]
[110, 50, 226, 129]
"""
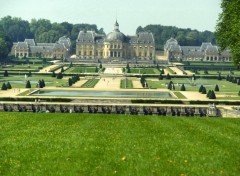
[6, 82, 12, 89]
[26, 80, 31, 88]
[1, 83, 7, 90]
[180, 84, 186, 91]
[4, 70, 8, 77]
[215, 84, 219, 91]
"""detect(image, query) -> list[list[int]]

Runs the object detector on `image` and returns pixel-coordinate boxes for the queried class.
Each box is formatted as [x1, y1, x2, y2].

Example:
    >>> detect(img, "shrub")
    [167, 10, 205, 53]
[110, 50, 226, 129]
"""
[26, 80, 31, 88]
[4, 70, 8, 77]
[95, 67, 99, 73]
[209, 90, 216, 99]
[159, 73, 163, 80]
[166, 73, 171, 80]
[180, 84, 186, 91]
[199, 85, 203, 92]
[68, 78, 72, 86]
[207, 90, 211, 98]
[52, 71, 56, 77]
[215, 84, 219, 91]
[38, 80, 43, 88]
[238, 91, 240, 96]
[6, 82, 12, 89]
[237, 79, 240, 85]
[217, 73, 222, 80]
[201, 87, 206, 94]
[204, 69, 208, 74]
[61, 67, 64, 73]
[99, 63, 102, 69]
[1, 83, 7, 90]
[28, 71, 32, 77]
[127, 67, 131, 73]
[161, 69, 165, 74]
[42, 79, 45, 87]
[57, 72, 63, 79]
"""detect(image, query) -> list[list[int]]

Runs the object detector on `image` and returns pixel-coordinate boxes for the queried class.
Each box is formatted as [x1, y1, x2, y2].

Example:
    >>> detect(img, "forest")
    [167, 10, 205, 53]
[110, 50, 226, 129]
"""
[0, 16, 216, 58]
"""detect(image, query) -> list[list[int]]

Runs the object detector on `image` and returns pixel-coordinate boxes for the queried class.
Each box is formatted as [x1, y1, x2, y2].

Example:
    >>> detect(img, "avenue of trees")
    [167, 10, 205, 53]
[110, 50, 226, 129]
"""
[216, 0, 240, 67]
[136, 25, 216, 50]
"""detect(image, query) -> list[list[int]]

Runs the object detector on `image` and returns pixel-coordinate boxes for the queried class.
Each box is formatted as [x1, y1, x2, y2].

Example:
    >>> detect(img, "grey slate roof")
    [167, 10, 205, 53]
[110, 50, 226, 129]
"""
[205, 46, 219, 55]
[137, 32, 154, 43]
[24, 39, 36, 46]
[16, 42, 28, 49]
[77, 31, 95, 43]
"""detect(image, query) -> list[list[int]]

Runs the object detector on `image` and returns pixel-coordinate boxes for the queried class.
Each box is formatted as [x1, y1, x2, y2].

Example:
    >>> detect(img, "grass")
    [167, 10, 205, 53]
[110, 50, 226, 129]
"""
[146, 78, 240, 92]
[65, 67, 99, 73]
[81, 78, 99, 88]
[121, 79, 133, 89]
[166, 67, 176, 74]
[0, 75, 67, 88]
[0, 113, 239, 175]
[174, 91, 187, 99]
[127, 68, 159, 74]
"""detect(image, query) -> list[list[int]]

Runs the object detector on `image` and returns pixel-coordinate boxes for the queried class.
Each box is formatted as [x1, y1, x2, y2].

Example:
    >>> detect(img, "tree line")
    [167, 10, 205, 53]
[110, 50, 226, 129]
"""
[1, 15, 217, 61]
[136, 25, 216, 50]
[0, 16, 105, 55]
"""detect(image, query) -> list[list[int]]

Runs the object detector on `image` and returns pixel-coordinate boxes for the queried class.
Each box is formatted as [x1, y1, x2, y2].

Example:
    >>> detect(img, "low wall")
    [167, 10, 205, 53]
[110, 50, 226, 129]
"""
[0, 102, 220, 117]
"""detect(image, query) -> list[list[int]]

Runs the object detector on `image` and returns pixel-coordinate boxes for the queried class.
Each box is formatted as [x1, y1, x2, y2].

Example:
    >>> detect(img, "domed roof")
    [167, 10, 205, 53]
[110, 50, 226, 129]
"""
[105, 21, 127, 42]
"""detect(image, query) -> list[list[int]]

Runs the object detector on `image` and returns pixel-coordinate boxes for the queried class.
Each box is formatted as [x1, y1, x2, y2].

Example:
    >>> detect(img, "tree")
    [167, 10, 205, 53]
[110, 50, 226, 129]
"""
[166, 73, 171, 80]
[1, 83, 7, 90]
[57, 72, 63, 79]
[38, 80, 43, 88]
[199, 85, 203, 92]
[161, 69, 165, 74]
[209, 90, 216, 99]
[204, 69, 208, 74]
[99, 63, 102, 69]
[42, 79, 45, 87]
[127, 67, 131, 73]
[216, 0, 240, 67]
[180, 84, 186, 91]
[237, 79, 240, 85]
[0, 31, 13, 62]
[167, 81, 174, 90]
[201, 87, 207, 94]
[217, 73, 222, 80]
[70, 62, 73, 68]
[215, 84, 219, 91]
[68, 78, 72, 86]
[207, 90, 212, 98]
[26, 80, 31, 88]
[95, 66, 99, 73]
[52, 71, 56, 77]
[159, 73, 163, 80]
[61, 67, 64, 73]
[6, 82, 12, 89]
[238, 91, 240, 96]
[28, 71, 32, 77]
[3, 70, 8, 77]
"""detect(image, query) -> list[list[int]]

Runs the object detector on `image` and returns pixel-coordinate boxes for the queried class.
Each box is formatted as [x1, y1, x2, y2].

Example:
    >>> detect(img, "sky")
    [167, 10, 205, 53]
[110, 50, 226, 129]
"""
[1, 0, 222, 35]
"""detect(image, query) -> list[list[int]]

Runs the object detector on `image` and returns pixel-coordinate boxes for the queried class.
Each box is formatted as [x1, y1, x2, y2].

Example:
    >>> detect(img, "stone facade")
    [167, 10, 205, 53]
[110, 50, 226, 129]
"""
[11, 36, 71, 59]
[76, 21, 155, 60]
[164, 38, 231, 62]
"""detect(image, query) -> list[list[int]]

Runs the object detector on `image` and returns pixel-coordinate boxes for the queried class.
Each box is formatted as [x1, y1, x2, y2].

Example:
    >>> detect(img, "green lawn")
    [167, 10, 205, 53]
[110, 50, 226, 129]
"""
[0, 113, 239, 175]
[65, 67, 99, 73]
[121, 79, 133, 89]
[128, 68, 159, 74]
[147, 78, 240, 92]
[81, 78, 99, 88]
[0, 75, 67, 88]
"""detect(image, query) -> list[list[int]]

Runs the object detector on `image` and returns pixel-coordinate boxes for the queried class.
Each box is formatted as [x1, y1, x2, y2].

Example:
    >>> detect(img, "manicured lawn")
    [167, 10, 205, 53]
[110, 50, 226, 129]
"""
[0, 113, 239, 175]
[121, 79, 133, 89]
[0, 75, 67, 88]
[65, 67, 98, 73]
[174, 91, 187, 99]
[128, 68, 159, 74]
[81, 78, 99, 88]
[146, 78, 240, 92]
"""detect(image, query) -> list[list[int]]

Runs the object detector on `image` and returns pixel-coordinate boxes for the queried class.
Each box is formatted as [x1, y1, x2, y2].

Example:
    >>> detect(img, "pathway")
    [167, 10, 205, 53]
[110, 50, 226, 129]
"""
[95, 77, 121, 90]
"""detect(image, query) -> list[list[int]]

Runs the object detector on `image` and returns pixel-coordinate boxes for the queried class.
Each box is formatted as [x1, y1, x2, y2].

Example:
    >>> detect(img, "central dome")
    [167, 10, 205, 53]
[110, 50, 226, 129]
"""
[105, 21, 127, 42]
